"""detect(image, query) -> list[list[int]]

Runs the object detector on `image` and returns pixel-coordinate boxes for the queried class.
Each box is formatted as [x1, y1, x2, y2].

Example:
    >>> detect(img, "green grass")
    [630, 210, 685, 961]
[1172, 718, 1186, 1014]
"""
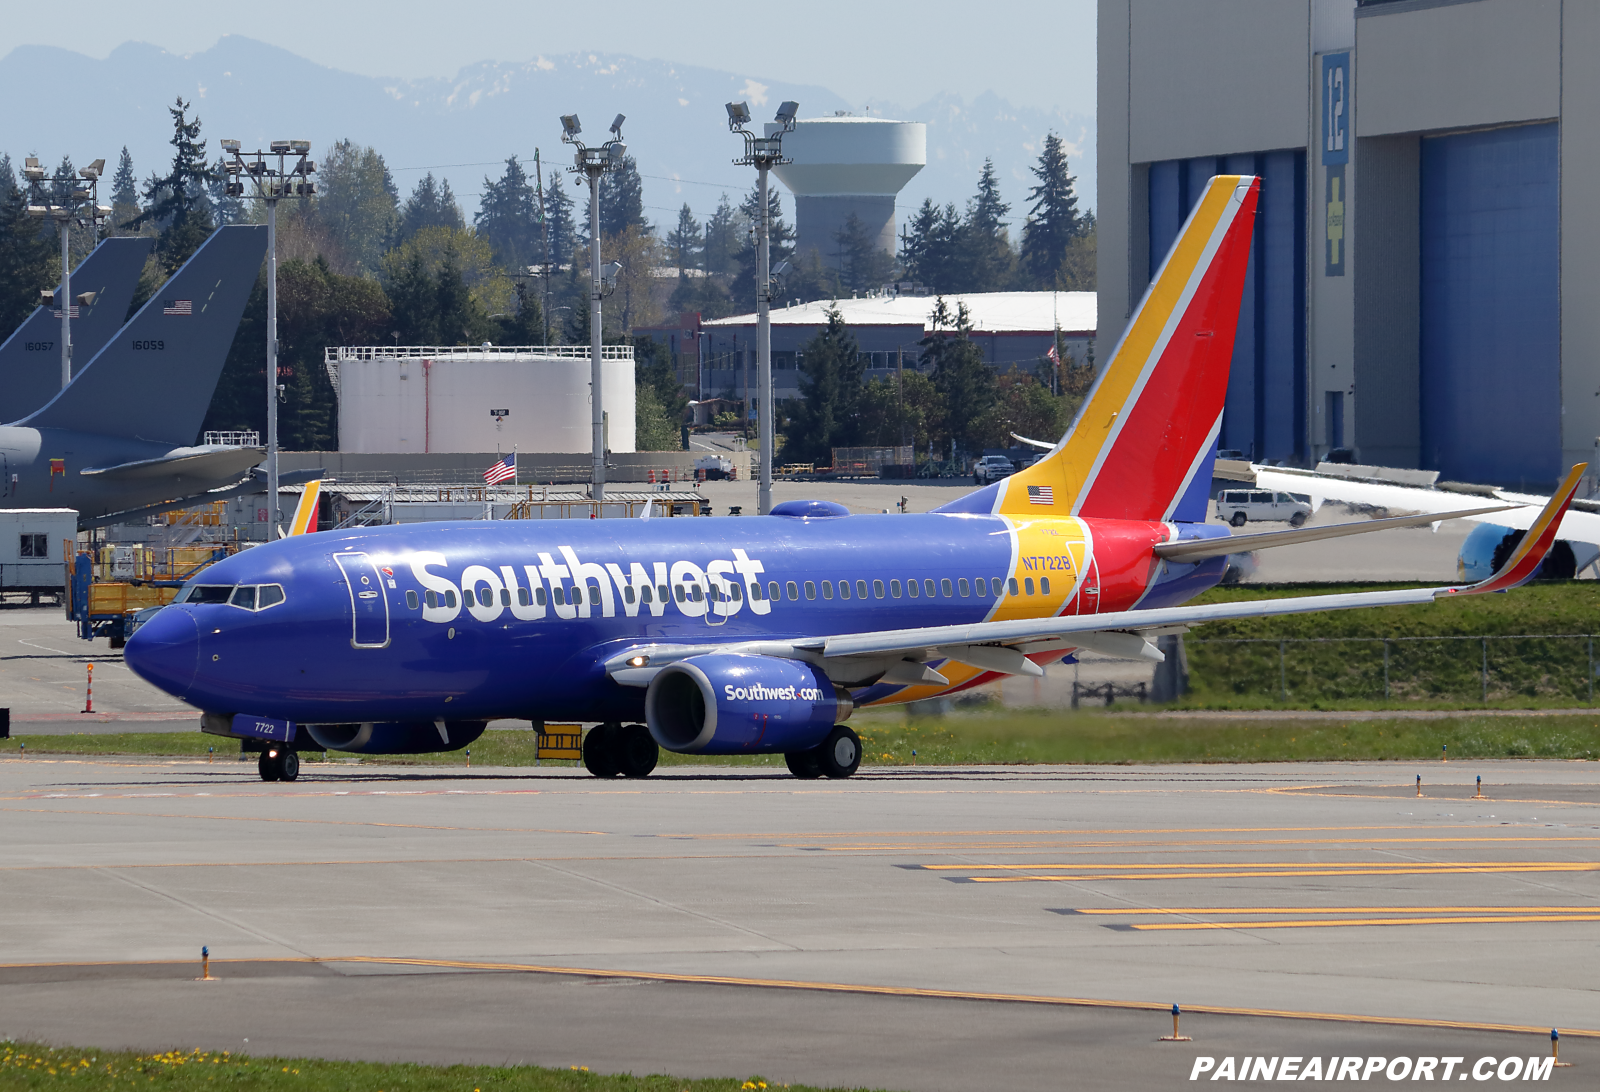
[1177, 581, 1600, 710]
[8, 712, 1600, 766]
[0, 1042, 875, 1091]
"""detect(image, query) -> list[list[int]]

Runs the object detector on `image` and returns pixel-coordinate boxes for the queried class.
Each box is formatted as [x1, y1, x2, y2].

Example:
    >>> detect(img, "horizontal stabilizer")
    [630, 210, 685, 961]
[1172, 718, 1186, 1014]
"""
[77, 467, 324, 531]
[19, 226, 266, 446]
[1154, 504, 1521, 562]
[81, 445, 265, 482]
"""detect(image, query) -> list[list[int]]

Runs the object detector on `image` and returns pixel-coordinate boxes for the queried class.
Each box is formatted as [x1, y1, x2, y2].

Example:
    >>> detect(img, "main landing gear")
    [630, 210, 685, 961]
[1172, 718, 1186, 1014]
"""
[583, 722, 659, 778]
[257, 748, 300, 782]
[784, 726, 861, 779]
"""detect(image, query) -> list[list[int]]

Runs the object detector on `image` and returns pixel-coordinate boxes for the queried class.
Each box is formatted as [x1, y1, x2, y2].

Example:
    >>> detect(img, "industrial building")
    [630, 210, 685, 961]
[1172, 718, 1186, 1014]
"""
[1098, 0, 1599, 491]
[325, 344, 636, 455]
[770, 116, 926, 269]
[640, 292, 1095, 404]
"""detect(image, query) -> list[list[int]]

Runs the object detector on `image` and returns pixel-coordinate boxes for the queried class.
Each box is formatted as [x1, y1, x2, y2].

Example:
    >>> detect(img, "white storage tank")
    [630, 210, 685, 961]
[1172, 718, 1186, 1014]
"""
[327, 346, 636, 455]
[768, 116, 926, 269]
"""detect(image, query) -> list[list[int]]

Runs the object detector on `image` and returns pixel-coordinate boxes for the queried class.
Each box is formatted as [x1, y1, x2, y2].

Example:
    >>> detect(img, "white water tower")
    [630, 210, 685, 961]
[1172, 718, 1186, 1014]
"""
[767, 116, 926, 270]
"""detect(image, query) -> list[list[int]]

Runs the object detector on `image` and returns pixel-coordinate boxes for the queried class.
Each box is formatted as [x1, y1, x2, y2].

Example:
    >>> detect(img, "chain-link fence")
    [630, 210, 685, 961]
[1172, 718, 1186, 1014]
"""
[1186, 634, 1600, 706]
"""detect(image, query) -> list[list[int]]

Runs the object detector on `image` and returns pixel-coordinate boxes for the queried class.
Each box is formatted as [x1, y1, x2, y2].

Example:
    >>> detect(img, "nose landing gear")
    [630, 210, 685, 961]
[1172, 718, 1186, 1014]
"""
[257, 748, 300, 782]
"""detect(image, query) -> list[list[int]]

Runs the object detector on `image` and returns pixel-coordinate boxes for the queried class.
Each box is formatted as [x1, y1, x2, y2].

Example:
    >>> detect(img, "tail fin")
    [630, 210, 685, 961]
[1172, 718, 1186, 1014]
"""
[0, 236, 154, 424]
[986, 175, 1259, 521]
[18, 226, 266, 446]
[285, 480, 322, 537]
[1452, 464, 1586, 594]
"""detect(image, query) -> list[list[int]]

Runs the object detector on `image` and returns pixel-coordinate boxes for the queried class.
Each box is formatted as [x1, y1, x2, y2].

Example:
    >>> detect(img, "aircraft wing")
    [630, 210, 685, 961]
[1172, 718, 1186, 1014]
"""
[1153, 503, 1520, 561]
[608, 467, 1585, 684]
[1253, 463, 1600, 546]
[80, 445, 266, 482]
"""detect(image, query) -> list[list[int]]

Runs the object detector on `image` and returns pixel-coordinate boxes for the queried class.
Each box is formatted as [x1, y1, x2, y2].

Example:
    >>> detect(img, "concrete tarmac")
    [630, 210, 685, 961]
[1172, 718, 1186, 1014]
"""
[1, 756, 1595, 1088]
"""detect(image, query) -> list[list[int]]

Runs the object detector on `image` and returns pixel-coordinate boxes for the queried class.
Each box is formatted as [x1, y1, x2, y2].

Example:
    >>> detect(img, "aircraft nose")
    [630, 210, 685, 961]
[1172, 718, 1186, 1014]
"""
[124, 607, 200, 697]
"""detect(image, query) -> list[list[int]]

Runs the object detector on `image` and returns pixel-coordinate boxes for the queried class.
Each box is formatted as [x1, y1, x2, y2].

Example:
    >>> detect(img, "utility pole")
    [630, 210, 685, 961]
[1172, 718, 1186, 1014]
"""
[534, 148, 551, 346]
[22, 156, 109, 389]
[727, 99, 799, 514]
[220, 139, 316, 539]
[562, 113, 627, 503]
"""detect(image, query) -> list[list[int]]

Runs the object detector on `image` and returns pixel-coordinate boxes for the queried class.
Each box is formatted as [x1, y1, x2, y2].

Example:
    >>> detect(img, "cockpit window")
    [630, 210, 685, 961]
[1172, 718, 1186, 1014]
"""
[257, 585, 285, 609]
[185, 585, 233, 605]
[229, 586, 258, 610]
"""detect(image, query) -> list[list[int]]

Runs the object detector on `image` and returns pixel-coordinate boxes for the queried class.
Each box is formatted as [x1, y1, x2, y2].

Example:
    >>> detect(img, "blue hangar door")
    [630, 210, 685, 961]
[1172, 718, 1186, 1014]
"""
[1420, 122, 1559, 489]
[1147, 151, 1306, 464]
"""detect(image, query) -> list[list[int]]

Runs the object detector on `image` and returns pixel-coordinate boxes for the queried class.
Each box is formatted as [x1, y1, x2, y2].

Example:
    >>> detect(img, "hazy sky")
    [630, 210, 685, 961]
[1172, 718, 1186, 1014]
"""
[0, 0, 1098, 115]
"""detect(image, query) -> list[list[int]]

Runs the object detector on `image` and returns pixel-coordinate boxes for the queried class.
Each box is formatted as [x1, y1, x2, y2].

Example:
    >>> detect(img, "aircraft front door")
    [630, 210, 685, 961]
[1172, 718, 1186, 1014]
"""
[334, 551, 391, 648]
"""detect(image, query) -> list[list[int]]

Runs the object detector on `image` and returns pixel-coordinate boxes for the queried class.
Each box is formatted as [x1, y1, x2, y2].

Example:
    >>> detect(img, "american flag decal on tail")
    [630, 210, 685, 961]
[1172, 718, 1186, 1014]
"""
[162, 299, 192, 315]
[1027, 485, 1054, 505]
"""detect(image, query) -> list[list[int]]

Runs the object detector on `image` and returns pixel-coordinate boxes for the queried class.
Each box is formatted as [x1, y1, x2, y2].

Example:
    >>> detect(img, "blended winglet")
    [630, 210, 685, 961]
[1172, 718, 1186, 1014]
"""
[1447, 464, 1587, 595]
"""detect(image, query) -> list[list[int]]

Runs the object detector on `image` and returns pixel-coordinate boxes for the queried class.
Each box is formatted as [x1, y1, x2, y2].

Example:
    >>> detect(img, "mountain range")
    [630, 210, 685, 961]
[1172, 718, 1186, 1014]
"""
[0, 37, 1095, 239]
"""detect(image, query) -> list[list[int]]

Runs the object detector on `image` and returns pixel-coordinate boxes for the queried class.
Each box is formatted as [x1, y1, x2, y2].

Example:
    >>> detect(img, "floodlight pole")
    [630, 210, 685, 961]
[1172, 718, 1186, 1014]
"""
[22, 157, 108, 390]
[563, 116, 626, 503]
[728, 103, 798, 515]
[221, 141, 316, 539]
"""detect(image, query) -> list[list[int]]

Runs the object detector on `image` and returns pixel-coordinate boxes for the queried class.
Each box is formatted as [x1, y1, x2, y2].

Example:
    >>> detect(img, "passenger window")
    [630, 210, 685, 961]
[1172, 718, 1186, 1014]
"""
[872, 579, 885, 598]
[641, 587, 653, 604]
[924, 579, 936, 597]
[588, 583, 601, 603]
[804, 580, 816, 600]
[786, 581, 798, 601]
[500, 588, 511, 606]
[536, 588, 548, 606]
[1007, 578, 1019, 596]
[657, 584, 669, 602]
[691, 586, 703, 602]
[257, 585, 285, 609]
[941, 578, 954, 597]
[675, 586, 686, 603]
[445, 590, 458, 608]
[624, 587, 636, 604]
[405, 590, 419, 610]
[769, 581, 781, 601]
[730, 583, 743, 601]
[906, 579, 918, 598]
[462, 588, 476, 607]
[1024, 577, 1035, 595]
[890, 579, 902, 598]
[856, 579, 869, 598]
[517, 587, 530, 606]
[555, 587, 567, 606]
[1041, 577, 1051, 596]
[991, 578, 1004, 597]
[821, 581, 833, 599]
[838, 581, 850, 600]
[425, 590, 438, 609]
[957, 578, 970, 597]
[229, 586, 256, 609]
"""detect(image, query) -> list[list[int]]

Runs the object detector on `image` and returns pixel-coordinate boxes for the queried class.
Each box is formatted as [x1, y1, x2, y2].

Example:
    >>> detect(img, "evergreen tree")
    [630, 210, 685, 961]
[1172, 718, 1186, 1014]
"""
[834, 212, 893, 295]
[959, 158, 1015, 291]
[127, 98, 217, 272]
[702, 194, 742, 276]
[397, 172, 465, 244]
[922, 298, 996, 457]
[544, 169, 577, 270]
[666, 203, 702, 276]
[1020, 132, 1084, 288]
[475, 155, 540, 272]
[110, 148, 139, 210]
[0, 154, 55, 339]
[634, 335, 689, 451]
[783, 307, 864, 464]
[386, 249, 439, 343]
[899, 198, 961, 292]
[598, 155, 647, 238]
[732, 183, 795, 312]
[208, 155, 244, 226]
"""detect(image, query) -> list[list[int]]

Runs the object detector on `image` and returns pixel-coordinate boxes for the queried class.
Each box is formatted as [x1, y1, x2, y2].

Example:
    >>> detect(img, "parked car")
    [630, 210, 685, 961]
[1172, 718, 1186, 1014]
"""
[1216, 489, 1311, 527]
[974, 455, 1016, 484]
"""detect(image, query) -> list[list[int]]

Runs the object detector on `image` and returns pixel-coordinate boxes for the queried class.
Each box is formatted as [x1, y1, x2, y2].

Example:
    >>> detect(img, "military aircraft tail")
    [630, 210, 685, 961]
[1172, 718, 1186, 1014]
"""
[18, 226, 266, 446]
[0, 236, 154, 424]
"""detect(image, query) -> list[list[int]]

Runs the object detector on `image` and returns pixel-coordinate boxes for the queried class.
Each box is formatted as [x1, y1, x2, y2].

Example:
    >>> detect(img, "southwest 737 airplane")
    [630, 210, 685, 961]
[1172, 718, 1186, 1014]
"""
[125, 176, 1586, 782]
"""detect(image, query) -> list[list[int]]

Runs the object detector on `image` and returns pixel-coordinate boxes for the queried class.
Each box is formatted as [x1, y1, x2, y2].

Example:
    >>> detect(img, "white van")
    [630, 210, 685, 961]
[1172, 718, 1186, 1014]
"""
[1217, 489, 1311, 527]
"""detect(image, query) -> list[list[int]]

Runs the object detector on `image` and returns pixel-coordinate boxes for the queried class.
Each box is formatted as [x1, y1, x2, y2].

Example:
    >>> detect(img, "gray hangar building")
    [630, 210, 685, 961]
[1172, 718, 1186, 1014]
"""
[1098, 0, 1598, 491]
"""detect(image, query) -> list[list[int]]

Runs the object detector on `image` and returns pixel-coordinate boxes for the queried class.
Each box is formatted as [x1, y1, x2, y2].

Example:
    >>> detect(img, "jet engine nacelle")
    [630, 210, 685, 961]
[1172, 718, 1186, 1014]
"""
[644, 653, 852, 755]
[302, 720, 486, 754]
[1458, 523, 1588, 583]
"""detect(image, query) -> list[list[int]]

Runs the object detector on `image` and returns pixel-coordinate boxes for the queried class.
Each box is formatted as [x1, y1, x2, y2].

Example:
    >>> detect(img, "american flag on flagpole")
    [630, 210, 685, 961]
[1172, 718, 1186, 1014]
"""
[1047, 342, 1060, 365]
[484, 452, 516, 485]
